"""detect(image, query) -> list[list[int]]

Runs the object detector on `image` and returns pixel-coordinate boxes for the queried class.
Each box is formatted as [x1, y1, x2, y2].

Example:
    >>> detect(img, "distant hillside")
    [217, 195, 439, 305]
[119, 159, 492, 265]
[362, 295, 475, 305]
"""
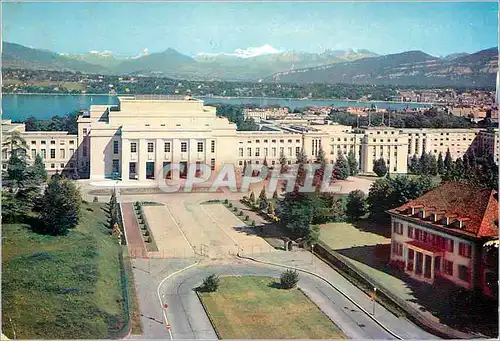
[263, 48, 498, 87]
[2, 42, 106, 73]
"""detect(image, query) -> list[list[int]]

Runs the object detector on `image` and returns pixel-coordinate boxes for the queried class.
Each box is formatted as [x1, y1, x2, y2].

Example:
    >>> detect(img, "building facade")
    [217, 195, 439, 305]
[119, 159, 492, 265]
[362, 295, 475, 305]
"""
[1, 96, 499, 179]
[387, 182, 498, 299]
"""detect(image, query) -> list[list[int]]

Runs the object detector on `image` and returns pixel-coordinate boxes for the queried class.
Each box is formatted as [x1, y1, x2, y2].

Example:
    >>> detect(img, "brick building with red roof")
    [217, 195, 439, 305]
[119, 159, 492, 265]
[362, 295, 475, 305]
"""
[387, 181, 498, 298]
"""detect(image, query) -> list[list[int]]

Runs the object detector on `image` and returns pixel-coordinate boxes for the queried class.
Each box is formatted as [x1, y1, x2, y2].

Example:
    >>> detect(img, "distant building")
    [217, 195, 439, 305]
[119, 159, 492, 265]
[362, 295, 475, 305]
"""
[388, 182, 498, 299]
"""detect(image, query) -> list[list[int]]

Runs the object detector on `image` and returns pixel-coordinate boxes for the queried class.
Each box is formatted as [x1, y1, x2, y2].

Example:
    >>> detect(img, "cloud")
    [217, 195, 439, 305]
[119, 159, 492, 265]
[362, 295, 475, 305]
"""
[197, 44, 281, 58]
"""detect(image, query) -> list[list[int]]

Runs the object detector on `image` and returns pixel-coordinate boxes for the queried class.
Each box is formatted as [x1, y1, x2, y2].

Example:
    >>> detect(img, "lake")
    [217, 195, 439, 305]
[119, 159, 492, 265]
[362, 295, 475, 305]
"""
[2, 94, 431, 121]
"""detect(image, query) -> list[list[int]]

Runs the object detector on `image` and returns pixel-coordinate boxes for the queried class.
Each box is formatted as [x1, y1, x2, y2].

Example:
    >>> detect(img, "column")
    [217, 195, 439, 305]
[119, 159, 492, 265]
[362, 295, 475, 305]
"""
[138, 139, 147, 181]
[422, 253, 427, 277]
[121, 139, 130, 181]
[405, 248, 409, 271]
[155, 138, 163, 182]
[413, 250, 417, 274]
[430, 256, 435, 281]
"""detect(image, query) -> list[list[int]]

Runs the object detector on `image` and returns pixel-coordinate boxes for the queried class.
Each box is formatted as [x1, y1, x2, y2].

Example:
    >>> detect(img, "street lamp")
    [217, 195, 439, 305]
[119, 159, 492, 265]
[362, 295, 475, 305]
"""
[372, 287, 377, 316]
[311, 244, 315, 265]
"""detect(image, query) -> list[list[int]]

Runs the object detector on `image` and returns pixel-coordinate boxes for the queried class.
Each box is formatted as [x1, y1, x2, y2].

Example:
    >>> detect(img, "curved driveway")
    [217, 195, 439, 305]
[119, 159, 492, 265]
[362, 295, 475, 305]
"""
[160, 260, 397, 340]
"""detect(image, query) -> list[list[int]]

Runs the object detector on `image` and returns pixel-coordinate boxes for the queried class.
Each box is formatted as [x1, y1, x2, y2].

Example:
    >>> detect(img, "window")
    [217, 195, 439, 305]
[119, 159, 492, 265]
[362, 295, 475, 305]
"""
[197, 142, 204, 153]
[2, 164, 6, 170]
[181, 142, 187, 153]
[51, 164, 55, 169]
[446, 239, 454, 253]
[210, 158, 216, 171]
[256, 139, 260, 143]
[113, 141, 119, 154]
[288, 147, 292, 156]
[69, 162, 74, 168]
[69, 140, 74, 145]
[279, 139, 284, 143]
[41, 149, 47, 158]
[238, 160, 243, 166]
[112, 159, 120, 173]
[264, 139, 268, 143]
[41, 141, 46, 145]
[130, 163, 136, 174]
[459, 242, 472, 258]
[288, 139, 292, 143]
[458, 265, 470, 282]
[31, 149, 37, 159]
[50, 149, 56, 159]
[296, 147, 300, 155]
[272, 139, 276, 143]
[60, 163, 65, 168]
[247, 148, 252, 157]
[239, 148, 244, 157]
[392, 221, 403, 234]
[31, 141, 36, 145]
[392, 241, 403, 256]
[147, 142, 154, 153]
[272, 148, 276, 157]
[50, 140, 56, 145]
[264, 148, 268, 156]
[407, 226, 414, 238]
[131, 143, 137, 153]
[255, 148, 260, 157]
[60, 149, 65, 159]
[69, 148, 75, 156]
[280, 147, 284, 156]
[272, 160, 276, 165]
[444, 260, 454, 276]
[83, 128, 88, 135]
[211, 140, 215, 153]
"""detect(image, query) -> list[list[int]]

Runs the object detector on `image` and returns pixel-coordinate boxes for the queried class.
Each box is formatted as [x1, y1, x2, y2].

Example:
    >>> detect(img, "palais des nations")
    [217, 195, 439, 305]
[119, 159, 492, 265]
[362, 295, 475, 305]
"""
[2, 95, 498, 181]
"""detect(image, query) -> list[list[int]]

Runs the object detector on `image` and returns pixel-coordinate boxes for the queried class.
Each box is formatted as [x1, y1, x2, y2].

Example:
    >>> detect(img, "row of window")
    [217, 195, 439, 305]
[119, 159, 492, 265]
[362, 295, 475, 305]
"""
[239, 146, 301, 158]
[243, 139, 301, 144]
[393, 221, 472, 258]
[126, 141, 216, 154]
[31, 148, 75, 159]
[31, 140, 75, 145]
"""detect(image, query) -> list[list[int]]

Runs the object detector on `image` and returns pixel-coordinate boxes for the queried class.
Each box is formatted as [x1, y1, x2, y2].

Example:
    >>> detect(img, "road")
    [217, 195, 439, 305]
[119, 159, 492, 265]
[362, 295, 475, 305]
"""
[160, 260, 399, 340]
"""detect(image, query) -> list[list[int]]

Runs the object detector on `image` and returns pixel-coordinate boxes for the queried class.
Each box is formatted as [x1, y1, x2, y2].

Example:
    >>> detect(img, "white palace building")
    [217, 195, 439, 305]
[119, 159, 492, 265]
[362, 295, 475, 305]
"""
[2, 95, 499, 182]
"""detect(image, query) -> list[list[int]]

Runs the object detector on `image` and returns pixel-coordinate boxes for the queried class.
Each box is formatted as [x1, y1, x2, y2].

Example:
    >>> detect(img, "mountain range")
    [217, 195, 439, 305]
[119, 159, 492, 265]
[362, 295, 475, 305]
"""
[2, 42, 497, 87]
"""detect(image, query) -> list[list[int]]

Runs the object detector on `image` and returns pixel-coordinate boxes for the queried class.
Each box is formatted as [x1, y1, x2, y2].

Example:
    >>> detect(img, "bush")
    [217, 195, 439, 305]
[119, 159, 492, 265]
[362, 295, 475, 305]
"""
[228, 202, 233, 208]
[250, 220, 256, 227]
[224, 199, 229, 204]
[245, 215, 249, 221]
[201, 274, 220, 292]
[238, 210, 244, 216]
[280, 269, 299, 289]
[143, 230, 149, 236]
[233, 207, 238, 212]
[144, 236, 151, 243]
[93, 196, 99, 203]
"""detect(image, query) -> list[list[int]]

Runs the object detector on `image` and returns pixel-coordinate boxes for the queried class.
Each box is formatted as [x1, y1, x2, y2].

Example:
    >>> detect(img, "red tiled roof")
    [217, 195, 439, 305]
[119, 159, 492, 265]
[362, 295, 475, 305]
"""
[388, 181, 498, 239]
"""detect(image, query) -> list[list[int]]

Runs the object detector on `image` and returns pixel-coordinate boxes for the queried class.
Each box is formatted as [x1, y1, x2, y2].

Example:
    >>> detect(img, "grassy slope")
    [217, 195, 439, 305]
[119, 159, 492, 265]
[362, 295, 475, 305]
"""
[2, 203, 126, 339]
[199, 276, 345, 339]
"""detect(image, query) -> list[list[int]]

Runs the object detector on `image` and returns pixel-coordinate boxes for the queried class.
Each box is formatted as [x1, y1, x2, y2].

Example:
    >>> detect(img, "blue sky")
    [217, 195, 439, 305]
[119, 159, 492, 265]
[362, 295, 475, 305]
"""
[3, 2, 498, 57]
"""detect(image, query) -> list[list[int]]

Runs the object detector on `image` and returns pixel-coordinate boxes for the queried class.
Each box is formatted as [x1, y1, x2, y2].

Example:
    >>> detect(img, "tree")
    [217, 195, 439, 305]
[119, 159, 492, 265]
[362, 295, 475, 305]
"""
[373, 158, 388, 177]
[263, 157, 268, 167]
[276, 191, 313, 238]
[418, 152, 429, 175]
[295, 147, 309, 190]
[367, 175, 436, 222]
[437, 152, 445, 175]
[444, 149, 453, 172]
[316, 144, 326, 165]
[5, 152, 30, 190]
[279, 153, 288, 174]
[2, 130, 28, 157]
[280, 269, 299, 289]
[306, 225, 321, 245]
[272, 189, 278, 199]
[429, 153, 438, 176]
[39, 178, 82, 235]
[249, 191, 256, 204]
[346, 190, 368, 221]
[267, 202, 275, 215]
[409, 155, 419, 174]
[31, 154, 48, 185]
[201, 274, 220, 292]
[243, 160, 248, 174]
[335, 151, 350, 180]
[347, 150, 359, 176]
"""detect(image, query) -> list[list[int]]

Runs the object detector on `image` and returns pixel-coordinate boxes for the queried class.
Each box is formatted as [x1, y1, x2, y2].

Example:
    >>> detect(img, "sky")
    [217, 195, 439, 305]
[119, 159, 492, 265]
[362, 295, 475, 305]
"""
[3, 1, 498, 58]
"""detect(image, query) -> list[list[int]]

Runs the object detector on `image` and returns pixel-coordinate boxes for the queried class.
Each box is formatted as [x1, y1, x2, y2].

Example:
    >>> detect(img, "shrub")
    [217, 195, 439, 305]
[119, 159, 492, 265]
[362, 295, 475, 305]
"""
[224, 199, 229, 204]
[250, 220, 256, 227]
[201, 274, 220, 292]
[238, 210, 244, 216]
[245, 215, 249, 221]
[93, 196, 99, 203]
[228, 202, 233, 208]
[144, 236, 151, 243]
[280, 269, 299, 289]
[143, 230, 149, 237]
[233, 207, 238, 212]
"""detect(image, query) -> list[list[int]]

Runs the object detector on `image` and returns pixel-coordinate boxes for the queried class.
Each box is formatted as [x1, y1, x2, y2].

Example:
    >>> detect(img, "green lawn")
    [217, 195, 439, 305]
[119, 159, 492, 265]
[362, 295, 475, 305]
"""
[198, 276, 345, 339]
[2, 202, 131, 339]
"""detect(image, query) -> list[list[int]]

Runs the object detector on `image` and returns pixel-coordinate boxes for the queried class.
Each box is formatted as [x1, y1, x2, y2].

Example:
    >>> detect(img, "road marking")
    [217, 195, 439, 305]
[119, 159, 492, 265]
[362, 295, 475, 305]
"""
[157, 261, 200, 340]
